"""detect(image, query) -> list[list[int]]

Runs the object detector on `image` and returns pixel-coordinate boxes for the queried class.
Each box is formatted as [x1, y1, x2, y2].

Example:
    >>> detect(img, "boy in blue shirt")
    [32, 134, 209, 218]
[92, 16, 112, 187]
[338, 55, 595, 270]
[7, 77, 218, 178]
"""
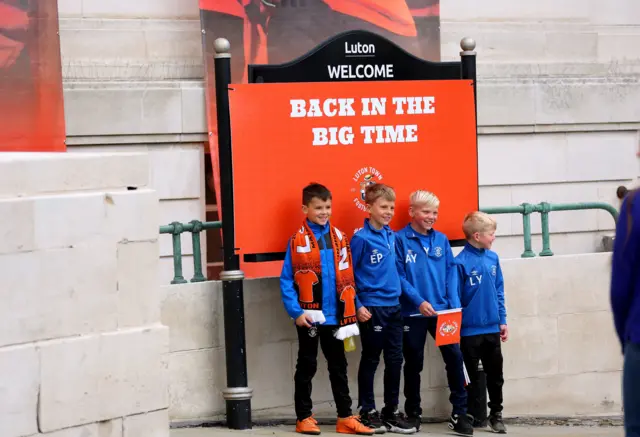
[394, 190, 472, 436]
[280, 183, 374, 436]
[456, 212, 508, 434]
[351, 184, 416, 435]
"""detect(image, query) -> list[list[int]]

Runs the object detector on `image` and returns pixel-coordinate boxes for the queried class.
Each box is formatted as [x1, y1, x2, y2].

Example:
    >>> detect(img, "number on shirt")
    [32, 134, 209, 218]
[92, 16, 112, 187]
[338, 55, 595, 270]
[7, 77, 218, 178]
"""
[338, 247, 349, 271]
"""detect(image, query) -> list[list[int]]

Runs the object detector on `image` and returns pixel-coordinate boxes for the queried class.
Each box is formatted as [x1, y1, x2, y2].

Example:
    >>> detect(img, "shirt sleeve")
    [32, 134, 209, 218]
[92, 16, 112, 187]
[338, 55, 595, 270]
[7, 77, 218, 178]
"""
[280, 242, 304, 320]
[495, 258, 507, 325]
[445, 241, 462, 309]
[611, 196, 637, 349]
[395, 234, 424, 309]
[350, 233, 365, 309]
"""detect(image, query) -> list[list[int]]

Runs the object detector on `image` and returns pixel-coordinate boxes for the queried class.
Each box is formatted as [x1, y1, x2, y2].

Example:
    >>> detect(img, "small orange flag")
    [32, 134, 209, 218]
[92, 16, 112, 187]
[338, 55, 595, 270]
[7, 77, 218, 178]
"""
[435, 308, 462, 347]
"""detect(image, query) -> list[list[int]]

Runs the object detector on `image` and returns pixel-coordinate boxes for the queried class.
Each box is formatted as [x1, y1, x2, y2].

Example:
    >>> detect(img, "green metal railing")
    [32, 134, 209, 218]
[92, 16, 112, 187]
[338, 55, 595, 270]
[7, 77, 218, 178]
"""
[159, 220, 222, 284]
[160, 202, 619, 283]
[481, 202, 619, 258]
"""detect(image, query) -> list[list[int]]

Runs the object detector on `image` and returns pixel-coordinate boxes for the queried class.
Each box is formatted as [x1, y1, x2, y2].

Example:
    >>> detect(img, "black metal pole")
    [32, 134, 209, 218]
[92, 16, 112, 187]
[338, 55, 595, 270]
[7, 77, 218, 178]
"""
[213, 37, 252, 430]
[460, 37, 477, 117]
[460, 36, 487, 426]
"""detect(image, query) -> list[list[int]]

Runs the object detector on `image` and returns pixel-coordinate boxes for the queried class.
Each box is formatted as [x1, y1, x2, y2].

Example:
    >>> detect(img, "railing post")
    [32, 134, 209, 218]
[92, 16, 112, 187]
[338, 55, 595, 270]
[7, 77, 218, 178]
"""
[190, 220, 207, 282]
[521, 203, 536, 258]
[170, 222, 188, 284]
[538, 202, 554, 256]
[214, 37, 252, 430]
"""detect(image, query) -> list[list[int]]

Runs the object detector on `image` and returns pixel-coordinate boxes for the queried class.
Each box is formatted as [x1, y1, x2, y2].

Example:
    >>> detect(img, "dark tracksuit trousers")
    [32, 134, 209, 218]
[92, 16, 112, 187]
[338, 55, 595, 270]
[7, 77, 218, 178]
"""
[358, 305, 404, 414]
[403, 316, 468, 416]
[295, 325, 352, 420]
[460, 333, 504, 415]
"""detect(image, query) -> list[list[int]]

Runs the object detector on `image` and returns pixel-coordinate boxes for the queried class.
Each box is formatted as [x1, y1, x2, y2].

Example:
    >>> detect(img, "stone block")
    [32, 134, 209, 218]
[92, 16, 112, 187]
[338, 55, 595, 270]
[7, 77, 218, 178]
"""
[39, 326, 169, 431]
[33, 193, 108, 250]
[181, 85, 208, 134]
[566, 131, 638, 183]
[144, 28, 202, 60]
[148, 146, 203, 200]
[502, 316, 559, 379]
[60, 28, 147, 60]
[478, 133, 568, 186]
[80, 0, 200, 19]
[0, 198, 34, 255]
[245, 279, 299, 347]
[0, 344, 39, 437]
[500, 258, 540, 318]
[161, 282, 223, 353]
[0, 153, 149, 197]
[477, 81, 537, 129]
[503, 372, 622, 416]
[536, 254, 612, 315]
[106, 189, 159, 242]
[169, 348, 225, 420]
[249, 342, 295, 410]
[0, 242, 118, 347]
[64, 87, 143, 136]
[123, 410, 169, 437]
[40, 420, 123, 437]
[535, 80, 640, 125]
[57, 0, 82, 17]
[118, 241, 161, 328]
[478, 186, 514, 235]
[141, 88, 184, 135]
[558, 312, 622, 374]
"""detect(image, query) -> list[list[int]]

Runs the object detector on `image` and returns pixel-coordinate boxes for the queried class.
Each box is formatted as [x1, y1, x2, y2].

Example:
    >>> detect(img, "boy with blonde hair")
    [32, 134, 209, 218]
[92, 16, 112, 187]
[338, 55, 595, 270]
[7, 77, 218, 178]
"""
[280, 183, 374, 436]
[394, 190, 473, 435]
[456, 211, 508, 434]
[351, 184, 416, 435]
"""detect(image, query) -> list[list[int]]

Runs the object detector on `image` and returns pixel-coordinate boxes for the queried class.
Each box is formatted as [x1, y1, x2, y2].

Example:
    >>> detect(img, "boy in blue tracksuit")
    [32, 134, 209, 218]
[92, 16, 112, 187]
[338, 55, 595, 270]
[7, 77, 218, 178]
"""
[280, 183, 374, 436]
[394, 190, 473, 436]
[456, 212, 508, 434]
[351, 183, 416, 435]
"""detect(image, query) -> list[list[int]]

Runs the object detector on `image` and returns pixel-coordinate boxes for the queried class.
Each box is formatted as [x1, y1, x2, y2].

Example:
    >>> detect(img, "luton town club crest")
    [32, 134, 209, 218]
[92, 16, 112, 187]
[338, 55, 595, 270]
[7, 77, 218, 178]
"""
[351, 166, 384, 212]
[439, 320, 459, 337]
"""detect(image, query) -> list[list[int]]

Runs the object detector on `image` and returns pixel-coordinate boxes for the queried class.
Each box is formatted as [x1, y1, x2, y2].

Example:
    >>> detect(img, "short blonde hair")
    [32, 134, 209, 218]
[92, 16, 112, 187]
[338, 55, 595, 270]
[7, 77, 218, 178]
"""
[462, 211, 497, 239]
[409, 190, 440, 208]
[365, 183, 396, 205]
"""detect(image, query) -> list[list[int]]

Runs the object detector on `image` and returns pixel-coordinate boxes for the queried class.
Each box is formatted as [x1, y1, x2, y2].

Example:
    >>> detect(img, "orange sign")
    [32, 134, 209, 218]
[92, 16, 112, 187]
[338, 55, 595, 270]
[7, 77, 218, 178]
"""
[229, 79, 477, 269]
[435, 308, 462, 346]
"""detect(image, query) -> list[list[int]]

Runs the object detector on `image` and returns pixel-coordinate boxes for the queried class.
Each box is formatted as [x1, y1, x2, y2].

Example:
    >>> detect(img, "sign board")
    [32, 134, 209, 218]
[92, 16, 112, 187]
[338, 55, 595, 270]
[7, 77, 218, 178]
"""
[229, 79, 478, 261]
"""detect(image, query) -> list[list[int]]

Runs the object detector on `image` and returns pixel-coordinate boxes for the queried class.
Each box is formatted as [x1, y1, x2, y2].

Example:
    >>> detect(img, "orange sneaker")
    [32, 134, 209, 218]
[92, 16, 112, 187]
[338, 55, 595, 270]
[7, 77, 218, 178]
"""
[336, 416, 375, 435]
[296, 416, 321, 435]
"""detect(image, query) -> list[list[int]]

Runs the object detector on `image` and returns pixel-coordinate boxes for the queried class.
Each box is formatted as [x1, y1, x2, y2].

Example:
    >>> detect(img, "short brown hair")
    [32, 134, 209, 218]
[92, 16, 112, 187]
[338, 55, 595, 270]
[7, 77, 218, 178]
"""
[462, 211, 497, 239]
[302, 183, 332, 206]
[365, 183, 396, 205]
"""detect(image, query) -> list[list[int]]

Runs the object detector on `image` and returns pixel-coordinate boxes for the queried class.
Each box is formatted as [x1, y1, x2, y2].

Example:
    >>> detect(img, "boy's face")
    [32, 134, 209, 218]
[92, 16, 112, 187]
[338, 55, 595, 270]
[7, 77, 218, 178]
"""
[367, 198, 395, 227]
[474, 230, 496, 249]
[302, 197, 332, 226]
[410, 204, 438, 232]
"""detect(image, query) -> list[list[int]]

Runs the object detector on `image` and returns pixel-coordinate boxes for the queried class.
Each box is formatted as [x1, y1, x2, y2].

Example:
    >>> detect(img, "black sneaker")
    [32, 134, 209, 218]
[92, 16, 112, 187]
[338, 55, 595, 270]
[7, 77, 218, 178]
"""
[448, 414, 474, 436]
[381, 410, 417, 434]
[489, 413, 507, 434]
[360, 410, 387, 434]
[405, 413, 421, 432]
[471, 415, 488, 429]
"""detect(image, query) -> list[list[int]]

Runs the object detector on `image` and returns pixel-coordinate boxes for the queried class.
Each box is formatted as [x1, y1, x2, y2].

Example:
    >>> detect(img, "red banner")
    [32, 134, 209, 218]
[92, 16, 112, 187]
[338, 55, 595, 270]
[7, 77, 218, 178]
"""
[229, 80, 477, 276]
[0, 0, 66, 152]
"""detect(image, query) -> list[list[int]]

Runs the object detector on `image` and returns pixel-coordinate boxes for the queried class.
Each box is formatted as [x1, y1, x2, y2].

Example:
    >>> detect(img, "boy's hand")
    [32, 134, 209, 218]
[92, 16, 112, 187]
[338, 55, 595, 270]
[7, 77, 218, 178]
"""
[419, 301, 437, 317]
[357, 307, 372, 323]
[500, 324, 509, 342]
[295, 313, 314, 328]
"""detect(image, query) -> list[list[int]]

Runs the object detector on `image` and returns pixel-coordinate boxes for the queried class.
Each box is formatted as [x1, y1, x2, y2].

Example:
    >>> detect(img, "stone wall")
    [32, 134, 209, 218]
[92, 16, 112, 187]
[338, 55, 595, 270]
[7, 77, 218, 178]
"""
[162, 253, 621, 423]
[0, 152, 169, 437]
[55, 0, 640, 270]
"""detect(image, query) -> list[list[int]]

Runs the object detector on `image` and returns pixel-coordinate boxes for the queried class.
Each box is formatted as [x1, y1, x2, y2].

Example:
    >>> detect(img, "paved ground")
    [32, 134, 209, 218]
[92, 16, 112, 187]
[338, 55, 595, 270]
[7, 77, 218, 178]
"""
[171, 424, 623, 437]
